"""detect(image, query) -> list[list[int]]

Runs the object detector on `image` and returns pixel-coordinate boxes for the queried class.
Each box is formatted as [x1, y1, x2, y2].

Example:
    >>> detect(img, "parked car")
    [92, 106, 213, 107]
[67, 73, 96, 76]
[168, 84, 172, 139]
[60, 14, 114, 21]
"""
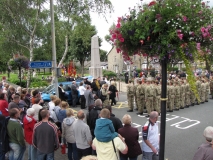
[41, 75, 93, 105]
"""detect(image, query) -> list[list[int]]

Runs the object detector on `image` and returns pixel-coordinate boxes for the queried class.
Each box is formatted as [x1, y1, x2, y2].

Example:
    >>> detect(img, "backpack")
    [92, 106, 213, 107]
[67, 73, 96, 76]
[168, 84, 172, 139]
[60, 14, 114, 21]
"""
[0, 116, 10, 154]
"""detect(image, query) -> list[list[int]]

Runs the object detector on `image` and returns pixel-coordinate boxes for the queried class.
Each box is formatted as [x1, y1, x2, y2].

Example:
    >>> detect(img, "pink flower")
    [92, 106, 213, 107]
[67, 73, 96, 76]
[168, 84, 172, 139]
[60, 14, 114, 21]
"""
[196, 43, 201, 50]
[148, 1, 156, 7]
[176, 30, 182, 34]
[182, 16, 187, 22]
[117, 34, 122, 39]
[117, 17, 122, 23]
[116, 23, 121, 28]
[119, 38, 124, 42]
[116, 48, 121, 53]
[200, 27, 205, 32]
[112, 34, 117, 39]
[178, 34, 183, 40]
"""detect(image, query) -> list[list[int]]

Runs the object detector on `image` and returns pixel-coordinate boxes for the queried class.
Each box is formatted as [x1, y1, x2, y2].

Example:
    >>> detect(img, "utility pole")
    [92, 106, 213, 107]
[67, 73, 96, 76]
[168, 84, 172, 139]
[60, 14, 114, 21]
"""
[50, 0, 59, 97]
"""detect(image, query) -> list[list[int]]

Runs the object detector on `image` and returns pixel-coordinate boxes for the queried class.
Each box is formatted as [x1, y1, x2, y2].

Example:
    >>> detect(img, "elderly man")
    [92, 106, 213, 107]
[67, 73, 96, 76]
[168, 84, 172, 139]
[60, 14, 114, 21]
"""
[73, 110, 92, 159]
[71, 81, 79, 108]
[8, 94, 20, 110]
[193, 126, 213, 160]
[84, 85, 95, 109]
[142, 111, 159, 160]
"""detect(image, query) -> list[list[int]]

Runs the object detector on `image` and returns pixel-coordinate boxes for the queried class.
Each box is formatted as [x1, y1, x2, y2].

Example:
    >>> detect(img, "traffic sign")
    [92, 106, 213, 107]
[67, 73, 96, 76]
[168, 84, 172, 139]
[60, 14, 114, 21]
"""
[29, 61, 52, 68]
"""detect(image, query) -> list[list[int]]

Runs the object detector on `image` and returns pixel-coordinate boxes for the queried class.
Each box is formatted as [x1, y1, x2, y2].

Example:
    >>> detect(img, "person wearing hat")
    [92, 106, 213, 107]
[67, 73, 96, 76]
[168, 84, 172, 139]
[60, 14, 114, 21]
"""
[180, 80, 185, 109]
[193, 126, 213, 160]
[126, 80, 135, 112]
[144, 79, 154, 117]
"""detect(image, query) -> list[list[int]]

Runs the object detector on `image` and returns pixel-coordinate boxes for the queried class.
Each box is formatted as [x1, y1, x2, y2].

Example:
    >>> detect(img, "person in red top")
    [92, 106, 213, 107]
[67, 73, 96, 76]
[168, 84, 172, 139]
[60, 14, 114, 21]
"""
[23, 108, 37, 160]
[0, 92, 9, 116]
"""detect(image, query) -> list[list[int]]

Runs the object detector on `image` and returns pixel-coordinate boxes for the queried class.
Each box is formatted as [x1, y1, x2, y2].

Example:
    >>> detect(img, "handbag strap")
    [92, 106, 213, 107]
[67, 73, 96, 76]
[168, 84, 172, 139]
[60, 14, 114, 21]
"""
[112, 139, 119, 160]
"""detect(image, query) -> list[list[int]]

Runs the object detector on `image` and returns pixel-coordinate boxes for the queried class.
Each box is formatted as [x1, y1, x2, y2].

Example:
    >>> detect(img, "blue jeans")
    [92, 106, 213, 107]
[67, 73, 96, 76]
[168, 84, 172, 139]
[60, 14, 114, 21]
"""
[28, 144, 37, 160]
[142, 151, 159, 160]
[67, 143, 78, 160]
[9, 143, 26, 160]
[37, 150, 54, 160]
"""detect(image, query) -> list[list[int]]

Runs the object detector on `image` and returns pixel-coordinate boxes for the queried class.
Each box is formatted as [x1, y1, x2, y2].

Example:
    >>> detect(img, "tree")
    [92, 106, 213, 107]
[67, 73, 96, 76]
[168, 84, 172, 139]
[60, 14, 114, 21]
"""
[0, 0, 48, 87]
[69, 22, 100, 76]
[100, 49, 108, 61]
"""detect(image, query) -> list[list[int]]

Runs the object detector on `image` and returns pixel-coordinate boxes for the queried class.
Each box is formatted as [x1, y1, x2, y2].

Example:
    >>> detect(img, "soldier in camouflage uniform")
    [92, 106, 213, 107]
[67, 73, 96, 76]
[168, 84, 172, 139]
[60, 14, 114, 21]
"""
[204, 78, 210, 102]
[184, 80, 190, 108]
[189, 83, 196, 106]
[167, 81, 170, 111]
[180, 80, 185, 109]
[134, 79, 140, 110]
[155, 80, 161, 114]
[210, 76, 213, 99]
[127, 80, 135, 112]
[136, 80, 145, 115]
[168, 81, 175, 112]
[174, 81, 181, 110]
[145, 79, 154, 117]
[200, 79, 206, 103]
[101, 84, 110, 107]
[195, 77, 201, 104]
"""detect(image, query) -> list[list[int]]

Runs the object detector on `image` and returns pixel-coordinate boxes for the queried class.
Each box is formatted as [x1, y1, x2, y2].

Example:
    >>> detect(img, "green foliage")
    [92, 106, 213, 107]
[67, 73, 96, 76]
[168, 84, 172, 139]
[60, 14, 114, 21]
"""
[168, 66, 179, 72]
[102, 70, 117, 78]
[100, 49, 108, 61]
[30, 81, 49, 88]
[10, 78, 27, 88]
[58, 77, 67, 82]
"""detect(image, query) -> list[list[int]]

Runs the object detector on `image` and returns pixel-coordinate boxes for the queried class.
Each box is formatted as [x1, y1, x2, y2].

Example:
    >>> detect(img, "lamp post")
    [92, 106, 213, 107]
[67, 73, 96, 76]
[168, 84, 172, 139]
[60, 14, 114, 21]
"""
[50, 0, 59, 96]
[159, 59, 167, 160]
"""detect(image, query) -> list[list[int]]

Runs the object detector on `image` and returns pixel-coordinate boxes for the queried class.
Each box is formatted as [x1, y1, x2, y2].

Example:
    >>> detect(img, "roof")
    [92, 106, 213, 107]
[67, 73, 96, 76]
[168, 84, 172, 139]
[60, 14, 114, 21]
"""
[106, 46, 115, 56]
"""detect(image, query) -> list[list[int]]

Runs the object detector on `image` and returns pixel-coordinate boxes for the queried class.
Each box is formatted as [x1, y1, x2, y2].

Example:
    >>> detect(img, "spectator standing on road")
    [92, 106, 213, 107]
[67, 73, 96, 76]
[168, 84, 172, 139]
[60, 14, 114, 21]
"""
[31, 90, 43, 105]
[48, 95, 57, 112]
[32, 98, 43, 122]
[100, 84, 110, 107]
[33, 109, 59, 159]
[91, 79, 98, 96]
[84, 78, 92, 86]
[58, 84, 66, 101]
[73, 110, 92, 159]
[86, 99, 102, 138]
[23, 108, 37, 160]
[118, 114, 142, 160]
[142, 111, 159, 160]
[109, 82, 118, 106]
[55, 100, 68, 123]
[71, 81, 79, 108]
[78, 82, 86, 109]
[0, 92, 9, 116]
[193, 126, 213, 160]
[104, 105, 123, 132]
[7, 86, 15, 103]
[62, 108, 78, 160]
[7, 108, 26, 160]
[84, 85, 95, 109]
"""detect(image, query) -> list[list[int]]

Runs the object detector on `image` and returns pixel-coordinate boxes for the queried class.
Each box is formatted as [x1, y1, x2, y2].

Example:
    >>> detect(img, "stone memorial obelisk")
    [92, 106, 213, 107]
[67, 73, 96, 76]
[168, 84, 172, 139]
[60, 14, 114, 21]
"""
[89, 35, 102, 78]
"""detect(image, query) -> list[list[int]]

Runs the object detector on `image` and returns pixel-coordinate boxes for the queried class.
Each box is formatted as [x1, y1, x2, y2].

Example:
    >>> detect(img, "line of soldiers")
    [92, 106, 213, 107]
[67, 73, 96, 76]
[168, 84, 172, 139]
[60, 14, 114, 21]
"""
[126, 76, 213, 117]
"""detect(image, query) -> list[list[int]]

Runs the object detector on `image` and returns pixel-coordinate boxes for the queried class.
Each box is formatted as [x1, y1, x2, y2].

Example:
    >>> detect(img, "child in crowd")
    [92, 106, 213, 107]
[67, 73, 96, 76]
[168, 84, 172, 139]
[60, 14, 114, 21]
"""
[94, 108, 120, 142]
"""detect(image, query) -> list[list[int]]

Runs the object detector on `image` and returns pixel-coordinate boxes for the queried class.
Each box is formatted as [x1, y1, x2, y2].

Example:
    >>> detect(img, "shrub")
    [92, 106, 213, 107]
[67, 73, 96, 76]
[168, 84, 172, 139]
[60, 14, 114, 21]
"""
[58, 76, 67, 82]
[103, 70, 117, 78]
[30, 81, 49, 88]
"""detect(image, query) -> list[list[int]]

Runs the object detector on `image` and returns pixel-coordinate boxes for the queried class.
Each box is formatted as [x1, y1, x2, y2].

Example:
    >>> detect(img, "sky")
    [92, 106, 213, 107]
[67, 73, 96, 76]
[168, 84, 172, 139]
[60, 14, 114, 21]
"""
[91, 0, 146, 52]
[91, 0, 213, 53]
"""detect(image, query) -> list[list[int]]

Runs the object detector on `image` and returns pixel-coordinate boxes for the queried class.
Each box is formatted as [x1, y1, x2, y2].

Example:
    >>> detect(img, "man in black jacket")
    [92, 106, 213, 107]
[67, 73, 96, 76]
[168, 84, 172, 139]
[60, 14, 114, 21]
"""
[104, 105, 123, 132]
[86, 99, 102, 138]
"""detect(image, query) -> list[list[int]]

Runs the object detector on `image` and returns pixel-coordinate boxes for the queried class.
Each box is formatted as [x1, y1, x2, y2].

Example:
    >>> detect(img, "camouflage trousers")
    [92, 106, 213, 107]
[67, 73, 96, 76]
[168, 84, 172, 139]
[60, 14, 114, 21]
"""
[137, 95, 145, 113]
[185, 92, 190, 106]
[103, 98, 110, 107]
[205, 91, 209, 101]
[168, 96, 174, 110]
[146, 97, 153, 115]
[200, 90, 205, 102]
[190, 92, 196, 105]
[153, 96, 161, 113]
[128, 94, 134, 110]
[180, 94, 185, 108]
[135, 95, 138, 109]
[174, 95, 180, 109]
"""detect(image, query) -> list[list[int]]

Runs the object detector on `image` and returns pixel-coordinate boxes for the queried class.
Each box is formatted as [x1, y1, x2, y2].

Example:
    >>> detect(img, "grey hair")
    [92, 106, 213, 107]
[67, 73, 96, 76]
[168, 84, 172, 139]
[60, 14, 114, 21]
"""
[95, 99, 102, 107]
[203, 126, 213, 142]
[150, 111, 158, 119]
[122, 114, 132, 125]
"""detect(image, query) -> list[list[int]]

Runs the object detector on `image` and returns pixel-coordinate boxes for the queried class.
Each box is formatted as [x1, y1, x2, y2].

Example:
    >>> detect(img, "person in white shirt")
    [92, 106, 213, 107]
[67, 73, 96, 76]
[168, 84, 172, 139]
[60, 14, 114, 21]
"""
[142, 111, 159, 160]
[78, 82, 86, 109]
[48, 95, 57, 112]
[31, 98, 43, 121]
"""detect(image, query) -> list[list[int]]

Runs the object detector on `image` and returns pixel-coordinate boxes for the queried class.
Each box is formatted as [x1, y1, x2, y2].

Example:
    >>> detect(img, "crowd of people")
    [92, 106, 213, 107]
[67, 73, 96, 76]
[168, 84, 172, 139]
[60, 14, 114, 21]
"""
[0, 73, 213, 160]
